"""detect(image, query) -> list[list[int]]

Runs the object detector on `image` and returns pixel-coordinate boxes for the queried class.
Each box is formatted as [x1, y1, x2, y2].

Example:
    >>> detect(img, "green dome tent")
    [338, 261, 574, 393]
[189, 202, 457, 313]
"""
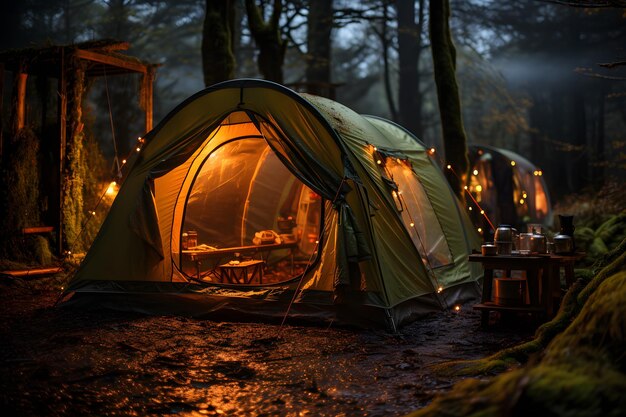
[66, 79, 481, 329]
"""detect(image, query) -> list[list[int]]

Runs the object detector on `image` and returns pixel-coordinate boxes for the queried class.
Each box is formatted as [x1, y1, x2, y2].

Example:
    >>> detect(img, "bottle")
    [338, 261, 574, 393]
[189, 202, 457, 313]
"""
[182, 232, 188, 250]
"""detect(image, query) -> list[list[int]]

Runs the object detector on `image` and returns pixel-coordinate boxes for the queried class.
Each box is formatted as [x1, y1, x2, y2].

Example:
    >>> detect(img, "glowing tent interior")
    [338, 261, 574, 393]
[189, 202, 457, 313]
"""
[66, 79, 482, 329]
[467, 145, 553, 233]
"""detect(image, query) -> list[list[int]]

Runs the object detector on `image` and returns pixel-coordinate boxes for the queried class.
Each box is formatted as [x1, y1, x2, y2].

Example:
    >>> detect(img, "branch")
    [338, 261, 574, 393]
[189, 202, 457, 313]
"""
[599, 61, 626, 69]
[535, 0, 626, 8]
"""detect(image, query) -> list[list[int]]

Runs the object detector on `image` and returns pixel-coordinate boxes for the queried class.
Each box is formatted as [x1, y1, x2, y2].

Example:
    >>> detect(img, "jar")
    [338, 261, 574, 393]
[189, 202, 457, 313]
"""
[181, 232, 189, 250]
[187, 231, 198, 248]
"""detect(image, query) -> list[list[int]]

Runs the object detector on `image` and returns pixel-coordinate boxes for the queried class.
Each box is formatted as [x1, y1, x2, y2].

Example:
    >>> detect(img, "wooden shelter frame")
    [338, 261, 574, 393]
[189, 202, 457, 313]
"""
[0, 40, 157, 254]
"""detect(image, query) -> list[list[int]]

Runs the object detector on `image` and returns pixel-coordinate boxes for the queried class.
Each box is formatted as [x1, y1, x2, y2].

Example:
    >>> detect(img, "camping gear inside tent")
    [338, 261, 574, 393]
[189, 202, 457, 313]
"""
[467, 145, 553, 233]
[66, 79, 482, 329]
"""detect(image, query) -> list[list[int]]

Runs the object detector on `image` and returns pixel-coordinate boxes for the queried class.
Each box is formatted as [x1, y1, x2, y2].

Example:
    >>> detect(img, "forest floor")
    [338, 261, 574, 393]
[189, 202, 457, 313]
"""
[0, 276, 535, 417]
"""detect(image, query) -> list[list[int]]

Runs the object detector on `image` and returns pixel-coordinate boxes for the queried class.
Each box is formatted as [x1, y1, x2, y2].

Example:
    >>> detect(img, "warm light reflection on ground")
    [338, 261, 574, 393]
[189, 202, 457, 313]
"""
[0, 285, 534, 416]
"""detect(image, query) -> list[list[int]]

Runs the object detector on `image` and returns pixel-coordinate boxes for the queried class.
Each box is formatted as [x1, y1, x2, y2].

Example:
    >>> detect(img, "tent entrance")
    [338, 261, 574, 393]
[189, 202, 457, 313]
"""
[172, 119, 322, 286]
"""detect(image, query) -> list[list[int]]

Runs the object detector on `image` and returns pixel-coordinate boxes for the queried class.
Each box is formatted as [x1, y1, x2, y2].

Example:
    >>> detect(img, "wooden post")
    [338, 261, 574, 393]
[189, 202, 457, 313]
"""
[57, 48, 67, 255]
[144, 66, 154, 133]
[16, 73, 28, 130]
[0, 62, 4, 161]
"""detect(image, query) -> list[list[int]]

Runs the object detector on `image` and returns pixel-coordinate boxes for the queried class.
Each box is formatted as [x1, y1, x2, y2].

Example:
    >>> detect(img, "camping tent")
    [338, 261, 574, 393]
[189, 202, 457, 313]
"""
[467, 145, 553, 233]
[66, 79, 482, 329]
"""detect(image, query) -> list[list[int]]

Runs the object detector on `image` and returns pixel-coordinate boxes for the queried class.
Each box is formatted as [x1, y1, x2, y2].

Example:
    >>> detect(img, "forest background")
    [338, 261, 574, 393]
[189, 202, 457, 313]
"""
[0, 0, 624, 250]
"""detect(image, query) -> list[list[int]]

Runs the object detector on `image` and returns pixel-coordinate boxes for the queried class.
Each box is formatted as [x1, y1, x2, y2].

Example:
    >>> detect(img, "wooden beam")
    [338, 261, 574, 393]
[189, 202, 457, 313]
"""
[22, 226, 55, 234]
[144, 66, 155, 133]
[74, 48, 148, 74]
[0, 62, 4, 161]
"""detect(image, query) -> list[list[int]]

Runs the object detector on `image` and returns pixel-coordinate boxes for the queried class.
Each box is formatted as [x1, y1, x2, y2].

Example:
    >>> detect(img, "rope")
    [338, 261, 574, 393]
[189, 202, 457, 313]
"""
[103, 64, 121, 178]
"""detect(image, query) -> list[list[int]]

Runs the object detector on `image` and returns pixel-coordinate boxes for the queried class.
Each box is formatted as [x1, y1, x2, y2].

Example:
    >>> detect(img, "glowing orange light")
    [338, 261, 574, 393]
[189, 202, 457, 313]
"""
[429, 147, 436, 154]
[522, 192, 527, 199]
[122, 159, 127, 164]
[519, 198, 525, 205]
[410, 222, 415, 227]
[106, 181, 117, 196]
[136, 147, 141, 152]
[475, 185, 482, 192]
[437, 286, 443, 293]
[454, 305, 461, 312]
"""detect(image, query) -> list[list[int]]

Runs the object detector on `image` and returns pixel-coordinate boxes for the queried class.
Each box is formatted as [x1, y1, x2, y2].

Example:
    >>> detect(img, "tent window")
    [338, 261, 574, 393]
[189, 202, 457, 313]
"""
[179, 138, 322, 285]
[385, 158, 453, 268]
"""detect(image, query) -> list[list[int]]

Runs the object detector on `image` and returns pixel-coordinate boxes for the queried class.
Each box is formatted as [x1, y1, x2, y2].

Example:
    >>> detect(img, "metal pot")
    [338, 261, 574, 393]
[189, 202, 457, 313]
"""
[494, 225, 514, 242]
[553, 233, 573, 254]
[531, 232, 547, 253]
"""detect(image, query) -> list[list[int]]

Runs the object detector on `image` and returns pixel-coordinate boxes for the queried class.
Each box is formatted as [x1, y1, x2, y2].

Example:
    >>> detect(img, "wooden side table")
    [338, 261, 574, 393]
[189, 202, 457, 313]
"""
[470, 254, 551, 327]
[218, 260, 265, 284]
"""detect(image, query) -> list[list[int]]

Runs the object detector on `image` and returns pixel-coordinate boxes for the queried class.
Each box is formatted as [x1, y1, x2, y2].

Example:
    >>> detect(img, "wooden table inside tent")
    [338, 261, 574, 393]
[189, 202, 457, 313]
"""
[182, 241, 299, 282]
[470, 253, 584, 327]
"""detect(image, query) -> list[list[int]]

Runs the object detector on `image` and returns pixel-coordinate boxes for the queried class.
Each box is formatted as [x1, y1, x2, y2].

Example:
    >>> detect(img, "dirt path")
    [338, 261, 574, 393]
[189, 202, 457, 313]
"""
[0, 279, 532, 416]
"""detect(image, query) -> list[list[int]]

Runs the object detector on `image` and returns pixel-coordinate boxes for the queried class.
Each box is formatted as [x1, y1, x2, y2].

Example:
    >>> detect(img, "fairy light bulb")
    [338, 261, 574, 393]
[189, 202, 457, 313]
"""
[478, 227, 483, 233]
[136, 147, 141, 152]
[454, 305, 461, 312]
[410, 222, 415, 227]
[429, 148, 436, 154]
[446, 164, 452, 170]
[464, 185, 468, 190]
[480, 210, 485, 215]
[376, 159, 382, 165]
[519, 198, 525, 205]
[468, 207, 473, 211]
[475, 185, 482, 192]
[510, 161, 516, 166]
[122, 159, 127, 165]
[437, 286, 443, 293]
[472, 169, 479, 176]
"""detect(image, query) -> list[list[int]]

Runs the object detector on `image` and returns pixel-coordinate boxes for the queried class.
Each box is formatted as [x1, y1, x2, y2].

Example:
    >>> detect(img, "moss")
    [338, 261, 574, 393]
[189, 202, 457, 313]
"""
[408, 262, 626, 417]
[433, 237, 626, 377]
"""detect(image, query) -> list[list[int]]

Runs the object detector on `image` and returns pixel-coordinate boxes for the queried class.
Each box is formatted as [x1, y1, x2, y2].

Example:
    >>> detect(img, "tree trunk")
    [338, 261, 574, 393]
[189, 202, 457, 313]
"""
[397, 0, 424, 138]
[245, 0, 286, 84]
[202, 0, 236, 87]
[381, 2, 398, 121]
[306, 0, 332, 96]
[429, 0, 469, 201]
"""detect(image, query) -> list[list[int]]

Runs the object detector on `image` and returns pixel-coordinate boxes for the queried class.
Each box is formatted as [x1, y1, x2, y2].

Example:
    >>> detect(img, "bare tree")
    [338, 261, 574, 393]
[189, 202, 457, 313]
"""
[245, 0, 287, 83]
[429, 0, 469, 200]
[202, 0, 236, 87]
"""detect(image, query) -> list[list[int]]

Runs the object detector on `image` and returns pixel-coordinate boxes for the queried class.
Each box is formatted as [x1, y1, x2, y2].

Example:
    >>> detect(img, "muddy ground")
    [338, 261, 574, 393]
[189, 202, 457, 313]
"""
[0, 278, 533, 417]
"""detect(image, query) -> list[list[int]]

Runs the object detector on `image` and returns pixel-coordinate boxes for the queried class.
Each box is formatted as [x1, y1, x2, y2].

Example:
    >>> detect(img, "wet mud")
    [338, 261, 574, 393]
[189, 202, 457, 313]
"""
[0, 280, 532, 416]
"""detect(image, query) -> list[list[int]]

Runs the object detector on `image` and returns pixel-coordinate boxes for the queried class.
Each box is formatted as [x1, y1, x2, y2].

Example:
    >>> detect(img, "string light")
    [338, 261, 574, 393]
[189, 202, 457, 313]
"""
[463, 185, 468, 190]
[122, 159, 127, 165]
[472, 169, 478, 176]
[429, 147, 436, 154]
[480, 210, 485, 215]
[446, 164, 451, 170]
[510, 160, 516, 166]
[410, 222, 415, 227]
[478, 227, 483, 233]
[106, 181, 117, 196]
[376, 159, 382, 165]
[437, 286, 443, 293]
[475, 185, 482, 192]
[468, 206, 473, 211]
[522, 192, 528, 199]
[454, 305, 461, 312]
[519, 198, 525, 205]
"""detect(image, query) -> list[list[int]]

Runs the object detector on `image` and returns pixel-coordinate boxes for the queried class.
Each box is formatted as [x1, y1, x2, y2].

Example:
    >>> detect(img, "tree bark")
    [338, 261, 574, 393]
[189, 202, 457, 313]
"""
[202, 0, 236, 87]
[245, 0, 287, 84]
[306, 0, 333, 96]
[381, 2, 398, 121]
[397, 0, 424, 137]
[429, 0, 469, 201]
